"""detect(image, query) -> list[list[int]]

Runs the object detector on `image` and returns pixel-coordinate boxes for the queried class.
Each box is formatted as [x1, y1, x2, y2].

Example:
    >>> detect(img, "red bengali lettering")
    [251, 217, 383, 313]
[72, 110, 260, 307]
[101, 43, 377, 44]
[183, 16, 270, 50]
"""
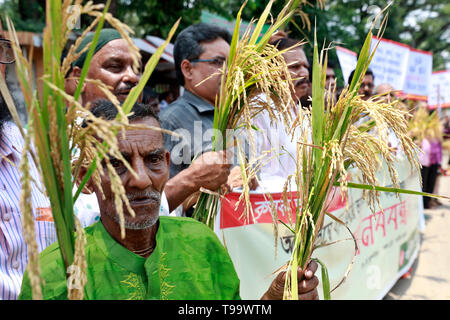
[375, 211, 386, 237]
[357, 200, 408, 249]
[387, 202, 399, 230]
[360, 214, 374, 247]
[399, 201, 407, 225]
[220, 192, 299, 229]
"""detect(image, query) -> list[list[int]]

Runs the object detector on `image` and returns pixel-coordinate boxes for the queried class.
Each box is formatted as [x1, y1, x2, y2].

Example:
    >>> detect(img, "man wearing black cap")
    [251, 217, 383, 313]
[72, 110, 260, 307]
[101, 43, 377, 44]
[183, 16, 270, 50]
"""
[67, 28, 140, 106]
[67, 28, 233, 217]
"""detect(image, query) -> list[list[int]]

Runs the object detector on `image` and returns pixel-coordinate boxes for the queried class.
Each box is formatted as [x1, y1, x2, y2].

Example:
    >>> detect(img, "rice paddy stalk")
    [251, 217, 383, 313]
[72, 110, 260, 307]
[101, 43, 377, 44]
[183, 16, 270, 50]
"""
[4, 0, 177, 299]
[279, 3, 444, 299]
[18, 107, 42, 300]
[192, 0, 298, 229]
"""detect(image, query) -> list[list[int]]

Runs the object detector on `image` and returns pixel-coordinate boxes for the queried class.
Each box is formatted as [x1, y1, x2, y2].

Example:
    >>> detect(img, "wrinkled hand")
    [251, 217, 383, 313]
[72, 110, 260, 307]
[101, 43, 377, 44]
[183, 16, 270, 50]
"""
[226, 166, 259, 192]
[261, 260, 319, 300]
[189, 150, 233, 191]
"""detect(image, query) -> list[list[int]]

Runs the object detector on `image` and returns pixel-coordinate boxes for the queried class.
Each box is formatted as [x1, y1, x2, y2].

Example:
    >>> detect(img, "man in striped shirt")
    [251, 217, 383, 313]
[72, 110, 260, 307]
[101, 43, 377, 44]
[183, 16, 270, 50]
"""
[0, 34, 58, 299]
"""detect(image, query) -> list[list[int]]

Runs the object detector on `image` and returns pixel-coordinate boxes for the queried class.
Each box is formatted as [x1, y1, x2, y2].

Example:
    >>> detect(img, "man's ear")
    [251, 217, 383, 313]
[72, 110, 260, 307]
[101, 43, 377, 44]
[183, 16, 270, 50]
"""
[161, 150, 171, 192]
[165, 149, 170, 168]
[77, 165, 94, 195]
[180, 59, 193, 82]
[71, 66, 85, 93]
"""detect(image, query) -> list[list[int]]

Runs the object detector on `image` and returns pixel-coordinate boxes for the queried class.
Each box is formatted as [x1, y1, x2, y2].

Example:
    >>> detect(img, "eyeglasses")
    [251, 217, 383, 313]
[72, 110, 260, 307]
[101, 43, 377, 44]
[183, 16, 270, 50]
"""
[0, 39, 15, 64]
[190, 57, 226, 68]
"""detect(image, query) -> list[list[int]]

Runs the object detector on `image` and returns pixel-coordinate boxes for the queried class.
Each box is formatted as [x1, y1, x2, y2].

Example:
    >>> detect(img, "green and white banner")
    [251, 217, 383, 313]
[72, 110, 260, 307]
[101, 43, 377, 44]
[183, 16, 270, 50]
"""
[217, 157, 424, 299]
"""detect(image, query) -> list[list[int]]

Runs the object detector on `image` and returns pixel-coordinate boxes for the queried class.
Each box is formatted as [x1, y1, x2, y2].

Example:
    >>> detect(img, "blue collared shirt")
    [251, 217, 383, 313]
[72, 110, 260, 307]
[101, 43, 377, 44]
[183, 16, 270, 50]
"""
[160, 90, 216, 178]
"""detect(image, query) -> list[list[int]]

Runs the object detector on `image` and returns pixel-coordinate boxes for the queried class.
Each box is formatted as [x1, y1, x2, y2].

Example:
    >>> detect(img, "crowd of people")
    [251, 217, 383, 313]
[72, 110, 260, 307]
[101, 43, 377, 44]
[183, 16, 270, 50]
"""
[0, 23, 320, 300]
[0, 19, 448, 300]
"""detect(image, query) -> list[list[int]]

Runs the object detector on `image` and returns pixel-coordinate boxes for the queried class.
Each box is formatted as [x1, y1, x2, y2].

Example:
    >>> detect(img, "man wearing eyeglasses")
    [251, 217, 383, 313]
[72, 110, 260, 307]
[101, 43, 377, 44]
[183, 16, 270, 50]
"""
[160, 23, 254, 215]
[0, 30, 57, 299]
[160, 23, 230, 176]
[348, 68, 375, 101]
[0, 36, 15, 129]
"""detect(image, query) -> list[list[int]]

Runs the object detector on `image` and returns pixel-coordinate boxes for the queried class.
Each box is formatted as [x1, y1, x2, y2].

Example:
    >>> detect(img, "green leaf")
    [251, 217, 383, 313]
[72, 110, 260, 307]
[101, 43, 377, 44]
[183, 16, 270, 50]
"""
[278, 219, 295, 234]
[73, 0, 111, 102]
[256, 11, 294, 49]
[122, 18, 180, 114]
[343, 182, 450, 200]
[249, 0, 274, 45]
[313, 258, 331, 300]
[228, 1, 246, 64]
[311, 30, 325, 172]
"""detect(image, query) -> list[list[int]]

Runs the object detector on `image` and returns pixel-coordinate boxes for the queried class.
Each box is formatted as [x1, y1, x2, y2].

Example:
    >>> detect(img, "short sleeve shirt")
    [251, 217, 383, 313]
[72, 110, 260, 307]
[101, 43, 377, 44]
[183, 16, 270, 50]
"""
[159, 90, 215, 178]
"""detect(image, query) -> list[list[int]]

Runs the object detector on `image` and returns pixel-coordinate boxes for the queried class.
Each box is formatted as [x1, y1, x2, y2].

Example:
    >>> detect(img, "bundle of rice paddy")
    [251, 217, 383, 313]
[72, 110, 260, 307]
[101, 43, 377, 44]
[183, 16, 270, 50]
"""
[408, 106, 444, 143]
[278, 8, 441, 299]
[192, 0, 299, 228]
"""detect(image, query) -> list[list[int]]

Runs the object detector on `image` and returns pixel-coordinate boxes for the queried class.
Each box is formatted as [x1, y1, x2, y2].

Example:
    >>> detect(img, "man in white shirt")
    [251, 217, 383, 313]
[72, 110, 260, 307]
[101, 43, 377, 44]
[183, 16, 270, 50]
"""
[250, 37, 311, 187]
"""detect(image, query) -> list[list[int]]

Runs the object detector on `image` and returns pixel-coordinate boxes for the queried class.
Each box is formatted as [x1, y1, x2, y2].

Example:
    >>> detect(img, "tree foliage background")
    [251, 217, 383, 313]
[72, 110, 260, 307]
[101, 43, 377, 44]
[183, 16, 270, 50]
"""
[1, 0, 449, 75]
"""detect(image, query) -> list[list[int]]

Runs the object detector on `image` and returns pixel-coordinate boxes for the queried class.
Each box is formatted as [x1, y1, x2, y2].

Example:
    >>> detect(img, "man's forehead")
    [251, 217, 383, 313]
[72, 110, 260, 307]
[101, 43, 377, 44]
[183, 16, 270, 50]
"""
[93, 39, 133, 61]
[199, 38, 230, 57]
[118, 129, 163, 153]
[117, 118, 164, 149]
[284, 47, 307, 62]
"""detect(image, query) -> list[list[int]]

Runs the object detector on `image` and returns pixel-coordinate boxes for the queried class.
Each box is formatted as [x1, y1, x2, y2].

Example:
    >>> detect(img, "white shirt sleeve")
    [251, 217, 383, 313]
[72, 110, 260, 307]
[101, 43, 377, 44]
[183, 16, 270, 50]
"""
[159, 191, 183, 217]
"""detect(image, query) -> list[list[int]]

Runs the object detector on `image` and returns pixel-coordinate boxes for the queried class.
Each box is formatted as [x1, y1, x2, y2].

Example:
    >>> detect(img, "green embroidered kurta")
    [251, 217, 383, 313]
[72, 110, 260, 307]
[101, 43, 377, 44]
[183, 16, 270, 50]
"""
[18, 216, 241, 300]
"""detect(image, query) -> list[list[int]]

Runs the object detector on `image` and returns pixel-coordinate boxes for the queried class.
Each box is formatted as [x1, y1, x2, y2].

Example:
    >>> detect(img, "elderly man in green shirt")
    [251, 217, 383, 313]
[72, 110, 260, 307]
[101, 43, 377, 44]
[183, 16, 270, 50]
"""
[19, 100, 318, 300]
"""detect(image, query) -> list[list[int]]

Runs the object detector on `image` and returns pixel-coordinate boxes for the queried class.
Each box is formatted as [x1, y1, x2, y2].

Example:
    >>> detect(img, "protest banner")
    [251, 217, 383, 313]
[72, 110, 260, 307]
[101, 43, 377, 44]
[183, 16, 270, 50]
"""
[402, 48, 433, 101]
[336, 46, 357, 85]
[369, 36, 410, 92]
[217, 157, 423, 299]
[428, 70, 450, 110]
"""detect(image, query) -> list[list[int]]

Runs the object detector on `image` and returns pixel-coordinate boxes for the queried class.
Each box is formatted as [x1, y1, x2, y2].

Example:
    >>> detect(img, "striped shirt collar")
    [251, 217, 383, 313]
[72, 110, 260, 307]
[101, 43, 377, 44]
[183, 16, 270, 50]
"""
[0, 121, 24, 158]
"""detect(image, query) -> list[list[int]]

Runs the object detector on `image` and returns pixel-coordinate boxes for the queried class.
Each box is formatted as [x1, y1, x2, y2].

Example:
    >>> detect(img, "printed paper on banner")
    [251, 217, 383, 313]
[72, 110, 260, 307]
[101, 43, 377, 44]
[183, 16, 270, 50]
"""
[369, 36, 410, 91]
[336, 46, 357, 85]
[402, 48, 433, 101]
[428, 70, 450, 109]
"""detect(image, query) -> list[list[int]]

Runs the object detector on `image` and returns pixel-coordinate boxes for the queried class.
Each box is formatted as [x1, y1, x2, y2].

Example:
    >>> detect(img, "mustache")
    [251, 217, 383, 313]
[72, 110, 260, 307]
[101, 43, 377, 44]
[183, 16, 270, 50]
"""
[294, 77, 309, 87]
[127, 190, 161, 202]
[115, 83, 136, 94]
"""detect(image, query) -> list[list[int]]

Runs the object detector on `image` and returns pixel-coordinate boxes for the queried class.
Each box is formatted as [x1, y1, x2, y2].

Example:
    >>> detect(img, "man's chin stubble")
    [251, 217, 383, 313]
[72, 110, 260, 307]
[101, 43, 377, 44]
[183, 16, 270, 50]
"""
[105, 202, 161, 230]
[124, 218, 158, 230]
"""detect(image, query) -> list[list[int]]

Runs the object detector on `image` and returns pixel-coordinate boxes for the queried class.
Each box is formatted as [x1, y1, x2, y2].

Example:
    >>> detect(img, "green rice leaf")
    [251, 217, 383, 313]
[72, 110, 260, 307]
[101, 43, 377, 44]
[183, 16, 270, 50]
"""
[313, 258, 331, 300]
[228, 1, 246, 63]
[122, 18, 180, 114]
[278, 219, 295, 234]
[249, 0, 274, 45]
[73, 0, 111, 102]
[343, 182, 450, 200]
[311, 30, 325, 171]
